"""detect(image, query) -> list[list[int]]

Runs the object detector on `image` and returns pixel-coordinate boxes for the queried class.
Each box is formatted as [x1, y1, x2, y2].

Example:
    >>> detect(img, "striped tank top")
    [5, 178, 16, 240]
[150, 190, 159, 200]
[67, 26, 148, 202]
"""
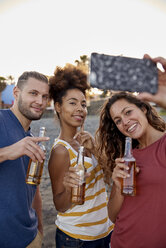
[53, 139, 114, 240]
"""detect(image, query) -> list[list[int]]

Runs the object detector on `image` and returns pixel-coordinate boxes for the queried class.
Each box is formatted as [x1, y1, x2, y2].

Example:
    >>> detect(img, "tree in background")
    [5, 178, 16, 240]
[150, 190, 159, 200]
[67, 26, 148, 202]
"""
[0, 76, 7, 108]
[75, 55, 107, 99]
[75, 55, 92, 102]
[7, 75, 15, 85]
[75, 55, 89, 74]
[0, 77, 6, 91]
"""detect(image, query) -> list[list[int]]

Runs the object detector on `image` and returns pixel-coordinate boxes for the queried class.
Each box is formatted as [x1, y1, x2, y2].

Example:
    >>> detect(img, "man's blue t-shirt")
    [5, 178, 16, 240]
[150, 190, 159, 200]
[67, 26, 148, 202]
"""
[0, 109, 38, 248]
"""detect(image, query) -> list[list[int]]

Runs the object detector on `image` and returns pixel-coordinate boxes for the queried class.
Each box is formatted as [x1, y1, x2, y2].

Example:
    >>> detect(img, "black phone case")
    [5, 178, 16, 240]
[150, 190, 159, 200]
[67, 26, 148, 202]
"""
[90, 53, 158, 94]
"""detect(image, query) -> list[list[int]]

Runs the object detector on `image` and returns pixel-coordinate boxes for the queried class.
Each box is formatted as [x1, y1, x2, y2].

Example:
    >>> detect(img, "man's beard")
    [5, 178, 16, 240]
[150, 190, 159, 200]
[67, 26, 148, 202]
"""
[18, 95, 44, 120]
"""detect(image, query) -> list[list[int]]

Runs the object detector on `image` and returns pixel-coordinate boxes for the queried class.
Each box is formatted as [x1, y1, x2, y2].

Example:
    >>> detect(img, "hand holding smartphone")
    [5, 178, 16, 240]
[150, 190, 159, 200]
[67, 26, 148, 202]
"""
[89, 53, 158, 94]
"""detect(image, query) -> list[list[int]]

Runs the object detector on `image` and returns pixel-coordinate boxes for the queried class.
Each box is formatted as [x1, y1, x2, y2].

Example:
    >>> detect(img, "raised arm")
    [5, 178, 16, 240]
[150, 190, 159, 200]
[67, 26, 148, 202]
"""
[138, 55, 166, 109]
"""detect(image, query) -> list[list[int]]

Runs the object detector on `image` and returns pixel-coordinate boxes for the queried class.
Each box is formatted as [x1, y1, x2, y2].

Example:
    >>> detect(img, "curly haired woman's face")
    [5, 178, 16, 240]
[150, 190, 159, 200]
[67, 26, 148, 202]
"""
[109, 98, 149, 139]
[55, 88, 87, 128]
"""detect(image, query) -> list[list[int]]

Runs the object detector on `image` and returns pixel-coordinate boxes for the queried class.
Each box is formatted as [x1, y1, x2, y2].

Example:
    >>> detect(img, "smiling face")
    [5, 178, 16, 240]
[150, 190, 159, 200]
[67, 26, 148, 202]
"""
[55, 88, 87, 128]
[15, 77, 49, 120]
[109, 98, 149, 139]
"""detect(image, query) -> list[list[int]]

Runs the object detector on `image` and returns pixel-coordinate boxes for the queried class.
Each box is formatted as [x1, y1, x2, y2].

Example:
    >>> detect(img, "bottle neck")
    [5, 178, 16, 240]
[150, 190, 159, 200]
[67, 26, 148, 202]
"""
[77, 146, 84, 169]
[124, 137, 132, 158]
[39, 127, 46, 138]
[38, 127, 46, 148]
[79, 146, 84, 155]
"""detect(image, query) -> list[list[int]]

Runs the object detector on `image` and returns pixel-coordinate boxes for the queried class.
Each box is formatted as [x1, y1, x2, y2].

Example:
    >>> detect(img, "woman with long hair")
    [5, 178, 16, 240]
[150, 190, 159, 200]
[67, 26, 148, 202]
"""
[96, 55, 166, 248]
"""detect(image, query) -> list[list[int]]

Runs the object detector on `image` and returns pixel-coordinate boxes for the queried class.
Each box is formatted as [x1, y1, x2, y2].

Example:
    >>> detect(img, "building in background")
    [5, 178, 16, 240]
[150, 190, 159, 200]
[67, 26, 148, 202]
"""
[1, 84, 14, 108]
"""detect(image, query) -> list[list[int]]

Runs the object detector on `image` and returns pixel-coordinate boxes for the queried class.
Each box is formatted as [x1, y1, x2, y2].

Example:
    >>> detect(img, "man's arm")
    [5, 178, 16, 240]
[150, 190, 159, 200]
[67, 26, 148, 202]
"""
[32, 186, 43, 235]
[0, 146, 11, 163]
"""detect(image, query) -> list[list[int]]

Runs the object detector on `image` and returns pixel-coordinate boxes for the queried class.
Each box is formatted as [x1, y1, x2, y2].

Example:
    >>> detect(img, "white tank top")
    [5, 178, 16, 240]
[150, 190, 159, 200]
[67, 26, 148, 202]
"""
[53, 138, 114, 240]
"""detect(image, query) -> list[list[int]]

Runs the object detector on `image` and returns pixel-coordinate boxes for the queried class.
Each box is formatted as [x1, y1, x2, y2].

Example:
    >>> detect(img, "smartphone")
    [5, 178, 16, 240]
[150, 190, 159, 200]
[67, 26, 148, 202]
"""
[89, 52, 158, 94]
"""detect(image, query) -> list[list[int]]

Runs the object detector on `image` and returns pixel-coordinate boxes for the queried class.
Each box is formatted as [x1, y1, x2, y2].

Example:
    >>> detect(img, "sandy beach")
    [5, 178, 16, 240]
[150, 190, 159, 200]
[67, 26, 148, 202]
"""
[30, 115, 100, 248]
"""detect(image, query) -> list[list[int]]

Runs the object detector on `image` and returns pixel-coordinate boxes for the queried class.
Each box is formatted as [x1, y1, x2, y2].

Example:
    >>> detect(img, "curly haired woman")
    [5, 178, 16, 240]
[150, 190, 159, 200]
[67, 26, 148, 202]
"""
[96, 55, 166, 248]
[48, 64, 113, 248]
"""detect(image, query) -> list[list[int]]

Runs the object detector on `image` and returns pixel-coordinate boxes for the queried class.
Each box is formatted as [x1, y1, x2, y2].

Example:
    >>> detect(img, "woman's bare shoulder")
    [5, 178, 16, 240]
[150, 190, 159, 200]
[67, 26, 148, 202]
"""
[48, 143, 70, 170]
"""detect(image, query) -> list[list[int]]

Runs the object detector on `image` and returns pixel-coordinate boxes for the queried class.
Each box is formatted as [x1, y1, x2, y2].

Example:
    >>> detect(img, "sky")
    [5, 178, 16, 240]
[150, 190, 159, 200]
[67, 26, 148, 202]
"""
[0, 0, 166, 81]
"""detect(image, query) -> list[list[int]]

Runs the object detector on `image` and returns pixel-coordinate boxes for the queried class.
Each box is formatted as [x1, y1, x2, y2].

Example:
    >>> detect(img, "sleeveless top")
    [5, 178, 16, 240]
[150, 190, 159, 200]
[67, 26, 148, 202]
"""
[53, 138, 114, 240]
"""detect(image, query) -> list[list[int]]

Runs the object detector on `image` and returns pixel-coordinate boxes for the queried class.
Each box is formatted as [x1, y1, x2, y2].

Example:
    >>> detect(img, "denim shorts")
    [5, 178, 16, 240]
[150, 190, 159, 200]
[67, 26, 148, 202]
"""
[56, 228, 112, 248]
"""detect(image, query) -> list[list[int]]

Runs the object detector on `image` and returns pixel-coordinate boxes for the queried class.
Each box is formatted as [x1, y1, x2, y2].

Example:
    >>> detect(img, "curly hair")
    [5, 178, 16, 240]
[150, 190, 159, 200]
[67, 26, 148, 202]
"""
[49, 64, 90, 105]
[95, 91, 166, 184]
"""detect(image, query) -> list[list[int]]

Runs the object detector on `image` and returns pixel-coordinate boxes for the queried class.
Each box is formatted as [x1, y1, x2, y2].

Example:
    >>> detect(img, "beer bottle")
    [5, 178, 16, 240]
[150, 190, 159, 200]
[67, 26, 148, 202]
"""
[26, 127, 46, 185]
[71, 146, 86, 205]
[121, 136, 136, 196]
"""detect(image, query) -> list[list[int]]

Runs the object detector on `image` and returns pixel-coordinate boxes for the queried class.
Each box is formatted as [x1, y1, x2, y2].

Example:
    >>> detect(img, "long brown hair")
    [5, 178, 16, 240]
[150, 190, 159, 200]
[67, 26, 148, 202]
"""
[95, 92, 166, 184]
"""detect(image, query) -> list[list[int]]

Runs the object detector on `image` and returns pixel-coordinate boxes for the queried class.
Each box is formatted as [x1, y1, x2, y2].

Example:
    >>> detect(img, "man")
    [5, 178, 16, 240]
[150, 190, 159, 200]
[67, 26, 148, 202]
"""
[0, 71, 49, 248]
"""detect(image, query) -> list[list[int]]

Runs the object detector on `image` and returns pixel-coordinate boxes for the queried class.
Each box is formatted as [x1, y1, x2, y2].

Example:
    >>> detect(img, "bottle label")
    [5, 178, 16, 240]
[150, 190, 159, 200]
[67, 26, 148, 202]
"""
[121, 160, 136, 196]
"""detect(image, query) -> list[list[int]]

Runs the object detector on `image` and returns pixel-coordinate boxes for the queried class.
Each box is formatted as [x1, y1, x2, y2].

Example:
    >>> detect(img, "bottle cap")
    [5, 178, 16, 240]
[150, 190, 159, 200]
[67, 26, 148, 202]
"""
[40, 127, 46, 131]
[79, 146, 84, 152]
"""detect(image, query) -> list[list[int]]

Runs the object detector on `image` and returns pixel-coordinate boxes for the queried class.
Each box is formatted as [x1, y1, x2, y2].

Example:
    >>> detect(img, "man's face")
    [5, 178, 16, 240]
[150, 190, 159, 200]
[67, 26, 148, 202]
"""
[17, 77, 49, 120]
